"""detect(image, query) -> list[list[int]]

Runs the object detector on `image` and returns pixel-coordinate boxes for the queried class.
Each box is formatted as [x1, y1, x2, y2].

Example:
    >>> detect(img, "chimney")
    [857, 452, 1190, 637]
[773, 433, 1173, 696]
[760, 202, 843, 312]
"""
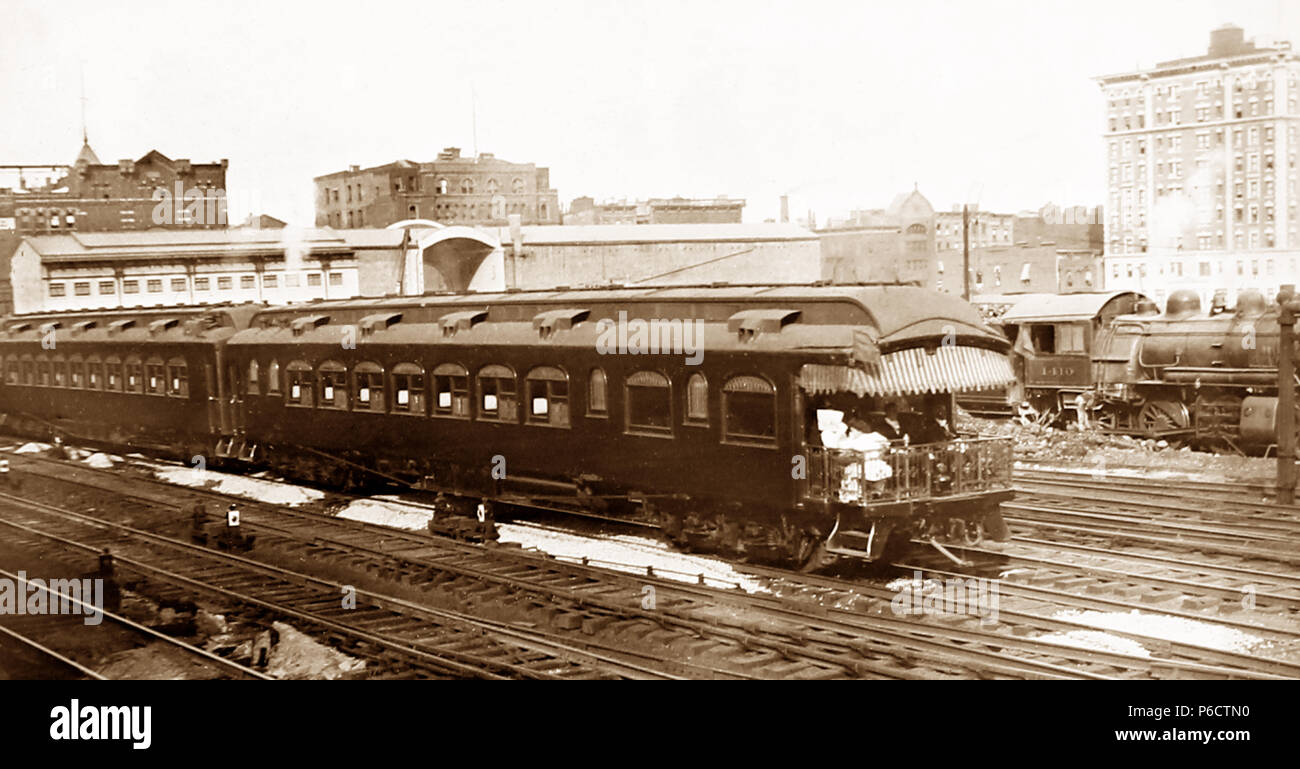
[779, 195, 789, 223]
[349, 164, 360, 173]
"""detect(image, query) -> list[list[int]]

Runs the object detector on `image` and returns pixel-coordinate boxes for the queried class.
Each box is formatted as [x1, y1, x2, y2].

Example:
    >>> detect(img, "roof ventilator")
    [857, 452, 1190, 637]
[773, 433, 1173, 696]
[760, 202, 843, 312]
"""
[359, 312, 403, 336]
[290, 315, 330, 337]
[533, 308, 589, 339]
[148, 318, 179, 336]
[440, 309, 488, 337]
[726, 308, 801, 342]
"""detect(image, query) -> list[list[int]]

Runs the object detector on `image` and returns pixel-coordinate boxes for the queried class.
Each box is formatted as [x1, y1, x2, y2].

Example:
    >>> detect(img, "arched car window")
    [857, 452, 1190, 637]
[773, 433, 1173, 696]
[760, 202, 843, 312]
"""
[52, 354, 67, 387]
[477, 364, 517, 422]
[124, 356, 144, 394]
[432, 363, 469, 418]
[105, 356, 123, 391]
[286, 360, 313, 407]
[266, 359, 281, 394]
[353, 361, 385, 412]
[317, 360, 347, 410]
[68, 355, 85, 388]
[247, 360, 260, 395]
[722, 375, 777, 445]
[85, 355, 102, 390]
[685, 372, 708, 425]
[625, 371, 671, 436]
[391, 362, 426, 414]
[526, 366, 569, 427]
[587, 368, 607, 416]
[167, 357, 189, 398]
[145, 356, 166, 395]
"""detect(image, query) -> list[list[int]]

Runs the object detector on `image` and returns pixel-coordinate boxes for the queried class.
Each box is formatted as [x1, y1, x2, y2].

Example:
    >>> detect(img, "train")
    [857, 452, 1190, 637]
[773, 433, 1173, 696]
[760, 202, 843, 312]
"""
[0, 284, 1019, 567]
[968, 288, 1296, 450]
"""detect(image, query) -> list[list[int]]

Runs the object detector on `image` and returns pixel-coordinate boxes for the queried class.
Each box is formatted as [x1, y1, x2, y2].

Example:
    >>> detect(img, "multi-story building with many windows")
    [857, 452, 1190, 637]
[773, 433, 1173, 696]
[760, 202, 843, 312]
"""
[314, 147, 560, 229]
[1098, 24, 1300, 307]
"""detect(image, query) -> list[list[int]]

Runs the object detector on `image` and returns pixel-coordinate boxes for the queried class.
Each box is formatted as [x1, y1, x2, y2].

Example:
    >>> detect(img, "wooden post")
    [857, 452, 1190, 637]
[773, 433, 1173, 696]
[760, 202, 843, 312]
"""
[1277, 285, 1296, 504]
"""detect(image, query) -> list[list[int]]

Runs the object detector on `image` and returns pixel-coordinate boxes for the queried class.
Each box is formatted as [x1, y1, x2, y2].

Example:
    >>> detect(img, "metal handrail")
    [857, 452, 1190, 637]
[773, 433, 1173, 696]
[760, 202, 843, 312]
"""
[803, 437, 1013, 505]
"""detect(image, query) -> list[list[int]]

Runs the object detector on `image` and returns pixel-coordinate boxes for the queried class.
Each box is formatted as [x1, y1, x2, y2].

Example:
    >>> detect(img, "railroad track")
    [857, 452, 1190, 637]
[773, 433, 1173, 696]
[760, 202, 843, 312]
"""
[2, 450, 1285, 679]
[0, 489, 687, 680]
[1003, 467, 1300, 565]
[738, 558, 1300, 679]
[0, 566, 272, 680]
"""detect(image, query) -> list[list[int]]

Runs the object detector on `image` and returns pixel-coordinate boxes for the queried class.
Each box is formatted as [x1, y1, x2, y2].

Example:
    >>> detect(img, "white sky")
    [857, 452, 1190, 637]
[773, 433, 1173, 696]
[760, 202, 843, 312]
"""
[4, 0, 1300, 225]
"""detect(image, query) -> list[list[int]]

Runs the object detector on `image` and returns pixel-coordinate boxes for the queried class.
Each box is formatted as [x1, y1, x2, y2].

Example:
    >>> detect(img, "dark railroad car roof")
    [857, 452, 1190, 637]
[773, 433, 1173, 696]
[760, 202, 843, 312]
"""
[0, 303, 261, 344]
[239, 284, 1006, 349]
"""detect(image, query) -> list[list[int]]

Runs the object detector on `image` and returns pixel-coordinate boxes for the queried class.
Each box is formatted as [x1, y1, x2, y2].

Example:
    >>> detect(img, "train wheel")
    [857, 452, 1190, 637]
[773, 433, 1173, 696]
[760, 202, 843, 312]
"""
[1137, 400, 1190, 437]
[789, 534, 818, 567]
[799, 541, 834, 573]
[1091, 405, 1121, 431]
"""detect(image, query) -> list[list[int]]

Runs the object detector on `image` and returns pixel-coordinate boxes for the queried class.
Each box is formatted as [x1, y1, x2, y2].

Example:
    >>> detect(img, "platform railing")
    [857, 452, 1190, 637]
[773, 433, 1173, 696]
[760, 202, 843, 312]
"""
[803, 436, 1014, 506]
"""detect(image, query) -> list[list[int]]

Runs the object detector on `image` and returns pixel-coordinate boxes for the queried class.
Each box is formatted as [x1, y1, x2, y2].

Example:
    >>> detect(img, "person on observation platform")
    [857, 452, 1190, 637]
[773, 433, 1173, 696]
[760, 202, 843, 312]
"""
[899, 397, 951, 445]
[859, 402, 902, 441]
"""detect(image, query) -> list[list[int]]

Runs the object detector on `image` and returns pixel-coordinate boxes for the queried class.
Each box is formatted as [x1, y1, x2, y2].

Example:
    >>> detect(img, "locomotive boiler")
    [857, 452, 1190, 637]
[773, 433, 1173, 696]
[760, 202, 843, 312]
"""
[1088, 288, 1291, 447]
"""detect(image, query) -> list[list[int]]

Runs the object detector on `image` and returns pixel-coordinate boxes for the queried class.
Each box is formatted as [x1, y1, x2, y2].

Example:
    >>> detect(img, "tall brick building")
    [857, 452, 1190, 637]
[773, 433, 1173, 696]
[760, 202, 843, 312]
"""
[0, 141, 229, 315]
[315, 147, 560, 229]
[1098, 24, 1300, 307]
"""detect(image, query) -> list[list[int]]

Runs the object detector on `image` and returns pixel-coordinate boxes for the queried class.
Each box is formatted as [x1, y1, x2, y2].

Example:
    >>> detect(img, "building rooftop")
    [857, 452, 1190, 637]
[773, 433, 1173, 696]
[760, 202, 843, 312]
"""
[483, 222, 816, 246]
[21, 228, 407, 261]
[1097, 25, 1297, 83]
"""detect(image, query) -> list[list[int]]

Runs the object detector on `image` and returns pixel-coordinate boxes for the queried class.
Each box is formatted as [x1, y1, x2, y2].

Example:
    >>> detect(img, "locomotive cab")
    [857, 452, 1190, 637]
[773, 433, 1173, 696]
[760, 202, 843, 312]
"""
[998, 291, 1154, 424]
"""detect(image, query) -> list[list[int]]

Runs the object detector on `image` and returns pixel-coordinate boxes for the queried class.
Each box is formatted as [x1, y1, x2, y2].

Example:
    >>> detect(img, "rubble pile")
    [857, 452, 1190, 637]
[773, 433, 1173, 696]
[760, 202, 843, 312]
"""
[960, 414, 1280, 484]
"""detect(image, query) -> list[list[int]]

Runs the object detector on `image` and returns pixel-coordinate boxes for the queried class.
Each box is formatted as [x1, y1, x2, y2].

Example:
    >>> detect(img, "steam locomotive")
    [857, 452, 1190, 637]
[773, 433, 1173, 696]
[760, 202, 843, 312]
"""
[987, 288, 1294, 449]
[0, 284, 1018, 566]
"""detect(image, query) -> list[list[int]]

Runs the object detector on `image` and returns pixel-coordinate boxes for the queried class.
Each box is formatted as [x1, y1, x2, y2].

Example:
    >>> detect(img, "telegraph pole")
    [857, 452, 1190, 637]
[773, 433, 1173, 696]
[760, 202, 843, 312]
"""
[962, 204, 971, 301]
[1277, 284, 1297, 504]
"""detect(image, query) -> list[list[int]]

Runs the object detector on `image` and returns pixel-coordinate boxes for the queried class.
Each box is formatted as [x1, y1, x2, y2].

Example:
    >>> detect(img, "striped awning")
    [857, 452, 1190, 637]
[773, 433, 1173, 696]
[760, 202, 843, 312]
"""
[799, 345, 1015, 397]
